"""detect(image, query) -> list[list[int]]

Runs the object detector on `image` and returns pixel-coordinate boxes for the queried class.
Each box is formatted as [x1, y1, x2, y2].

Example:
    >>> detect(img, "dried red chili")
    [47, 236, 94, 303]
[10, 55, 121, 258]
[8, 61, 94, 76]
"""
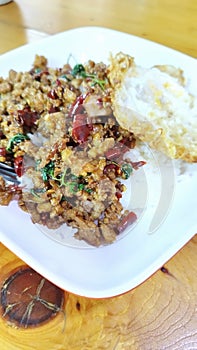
[14, 156, 24, 177]
[118, 211, 137, 233]
[47, 89, 59, 100]
[0, 147, 6, 157]
[131, 161, 146, 170]
[69, 94, 89, 118]
[72, 114, 92, 143]
[17, 107, 39, 130]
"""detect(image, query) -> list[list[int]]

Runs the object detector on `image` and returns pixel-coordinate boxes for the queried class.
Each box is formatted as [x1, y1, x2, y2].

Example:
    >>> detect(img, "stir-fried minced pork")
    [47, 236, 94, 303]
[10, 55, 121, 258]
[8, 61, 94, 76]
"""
[0, 55, 145, 246]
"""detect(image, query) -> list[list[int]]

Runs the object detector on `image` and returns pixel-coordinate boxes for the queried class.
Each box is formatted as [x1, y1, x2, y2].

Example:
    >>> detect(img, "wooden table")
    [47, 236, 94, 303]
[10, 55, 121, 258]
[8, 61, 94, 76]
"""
[0, 1, 197, 349]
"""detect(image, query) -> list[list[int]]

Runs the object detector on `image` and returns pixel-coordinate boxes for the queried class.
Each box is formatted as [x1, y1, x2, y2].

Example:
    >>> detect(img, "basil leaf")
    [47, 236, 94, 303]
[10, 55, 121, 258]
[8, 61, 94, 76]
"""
[121, 163, 133, 179]
[40, 161, 55, 181]
[6, 133, 30, 152]
[71, 64, 86, 77]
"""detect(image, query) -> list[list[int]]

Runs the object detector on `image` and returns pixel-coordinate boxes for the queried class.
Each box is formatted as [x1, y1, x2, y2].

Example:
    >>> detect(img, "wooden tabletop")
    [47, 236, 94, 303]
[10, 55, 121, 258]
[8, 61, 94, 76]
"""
[0, 0, 197, 349]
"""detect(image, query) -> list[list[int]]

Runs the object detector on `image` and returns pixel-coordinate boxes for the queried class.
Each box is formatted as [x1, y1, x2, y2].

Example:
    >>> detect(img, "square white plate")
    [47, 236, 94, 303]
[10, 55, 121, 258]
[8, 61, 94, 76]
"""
[0, 26, 196, 298]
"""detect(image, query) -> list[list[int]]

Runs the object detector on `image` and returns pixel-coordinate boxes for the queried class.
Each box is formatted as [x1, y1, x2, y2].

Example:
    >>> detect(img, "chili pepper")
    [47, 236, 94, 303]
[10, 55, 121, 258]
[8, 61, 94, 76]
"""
[69, 94, 88, 118]
[115, 191, 122, 199]
[0, 147, 6, 157]
[131, 160, 146, 170]
[47, 89, 59, 100]
[118, 211, 137, 233]
[17, 107, 39, 129]
[14, 156, 24, 177]
[105, 143, 128, 161]
[72, 114, 92, 143]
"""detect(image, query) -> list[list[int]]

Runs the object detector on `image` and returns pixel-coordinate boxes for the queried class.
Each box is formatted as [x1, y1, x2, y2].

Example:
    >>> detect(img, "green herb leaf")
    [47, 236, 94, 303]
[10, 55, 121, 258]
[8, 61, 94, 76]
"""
[40, 161, 55, 181]
[40, 161, 94, 195]
[71, 64, 86, 77]
[121, 163, 133, 179]
[6, 133, 30, 152]
[60, 74, 71, 82]
[71, 63, 106, 90]
[85, 187, 93, 194]
[34, 68, 42, 74]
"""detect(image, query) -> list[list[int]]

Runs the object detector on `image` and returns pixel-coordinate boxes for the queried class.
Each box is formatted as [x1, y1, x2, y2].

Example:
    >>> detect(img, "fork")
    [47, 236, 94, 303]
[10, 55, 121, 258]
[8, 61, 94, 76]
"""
[0, 162, 20, 184]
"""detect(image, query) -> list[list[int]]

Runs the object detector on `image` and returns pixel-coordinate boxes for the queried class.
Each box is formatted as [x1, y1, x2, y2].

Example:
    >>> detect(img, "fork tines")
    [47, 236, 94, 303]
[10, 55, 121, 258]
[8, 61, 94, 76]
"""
[0, 162, 20, 184]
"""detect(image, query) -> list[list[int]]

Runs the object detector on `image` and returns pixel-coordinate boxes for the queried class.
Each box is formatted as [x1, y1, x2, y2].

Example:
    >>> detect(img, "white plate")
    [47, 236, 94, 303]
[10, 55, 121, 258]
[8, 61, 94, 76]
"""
[0, 27, 197, 298]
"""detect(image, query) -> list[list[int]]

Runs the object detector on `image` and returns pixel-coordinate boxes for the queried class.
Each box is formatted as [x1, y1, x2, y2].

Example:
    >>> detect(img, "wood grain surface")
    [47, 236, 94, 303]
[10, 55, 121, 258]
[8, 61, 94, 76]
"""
[0, 237, 197, 350]
[0, 0, 197, 349]
[0, 0, 197, 57]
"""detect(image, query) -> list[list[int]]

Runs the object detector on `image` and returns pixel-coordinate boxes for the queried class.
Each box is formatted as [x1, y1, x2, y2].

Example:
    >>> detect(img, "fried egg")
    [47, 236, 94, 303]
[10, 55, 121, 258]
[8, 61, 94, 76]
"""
[108, 53, 197, 162]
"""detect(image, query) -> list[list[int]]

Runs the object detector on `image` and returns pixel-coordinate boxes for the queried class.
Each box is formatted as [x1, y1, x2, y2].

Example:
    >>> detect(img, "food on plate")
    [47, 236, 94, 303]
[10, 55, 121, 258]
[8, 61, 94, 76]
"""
[108, 52, 197, 162]
[1, 51, 195, 246]
[0, 55, 144, 246]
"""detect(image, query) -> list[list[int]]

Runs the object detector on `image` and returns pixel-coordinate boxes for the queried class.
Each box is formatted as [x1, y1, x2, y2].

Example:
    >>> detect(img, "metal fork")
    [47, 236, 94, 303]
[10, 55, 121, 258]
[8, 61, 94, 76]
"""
[0, 162, 20, 184]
